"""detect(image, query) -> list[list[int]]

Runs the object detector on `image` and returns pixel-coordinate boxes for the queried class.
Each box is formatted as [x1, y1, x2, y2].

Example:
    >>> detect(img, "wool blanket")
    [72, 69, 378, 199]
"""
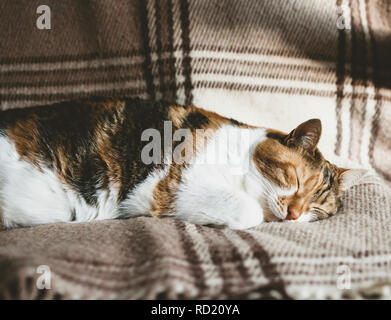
[0, 0, 391, 299]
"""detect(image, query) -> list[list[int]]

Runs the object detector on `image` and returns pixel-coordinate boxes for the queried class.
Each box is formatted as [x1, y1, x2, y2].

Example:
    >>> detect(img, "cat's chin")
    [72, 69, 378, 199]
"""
[262, 207, 323, 223]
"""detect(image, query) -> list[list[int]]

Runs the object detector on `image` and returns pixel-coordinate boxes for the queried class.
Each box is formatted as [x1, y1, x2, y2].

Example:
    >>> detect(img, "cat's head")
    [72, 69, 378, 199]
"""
[252, 119, 365, 222]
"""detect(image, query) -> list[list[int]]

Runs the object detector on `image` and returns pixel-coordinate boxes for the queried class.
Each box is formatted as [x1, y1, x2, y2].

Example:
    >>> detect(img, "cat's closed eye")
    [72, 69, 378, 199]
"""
[311, 188, 324, 200]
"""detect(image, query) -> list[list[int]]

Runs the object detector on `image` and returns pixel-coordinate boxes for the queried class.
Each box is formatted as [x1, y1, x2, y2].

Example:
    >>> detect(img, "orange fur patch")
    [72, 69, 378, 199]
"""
[7, 118, 42, 168]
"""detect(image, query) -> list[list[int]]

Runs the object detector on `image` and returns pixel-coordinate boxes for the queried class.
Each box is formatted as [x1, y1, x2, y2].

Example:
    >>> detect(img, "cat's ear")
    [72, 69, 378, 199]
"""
[284, 119, 322, 152]
[337, 168, 367, 193]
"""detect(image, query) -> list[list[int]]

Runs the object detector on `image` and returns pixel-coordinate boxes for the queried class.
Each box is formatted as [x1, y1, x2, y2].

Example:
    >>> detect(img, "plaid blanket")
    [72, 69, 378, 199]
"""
[1, 173, 391, 299]
[1, 0, 391, 299]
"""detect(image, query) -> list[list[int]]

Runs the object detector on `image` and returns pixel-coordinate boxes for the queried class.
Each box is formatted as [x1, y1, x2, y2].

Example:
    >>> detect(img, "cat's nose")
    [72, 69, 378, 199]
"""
[286, 206, 299, 220]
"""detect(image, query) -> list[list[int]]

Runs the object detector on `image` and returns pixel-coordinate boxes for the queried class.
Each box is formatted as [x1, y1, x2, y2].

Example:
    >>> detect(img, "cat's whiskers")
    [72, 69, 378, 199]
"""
[258, 178, 287, 220]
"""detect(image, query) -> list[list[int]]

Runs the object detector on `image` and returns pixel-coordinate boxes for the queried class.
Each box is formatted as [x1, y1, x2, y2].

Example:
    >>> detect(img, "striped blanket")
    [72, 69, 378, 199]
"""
[1, 0, 391, 299]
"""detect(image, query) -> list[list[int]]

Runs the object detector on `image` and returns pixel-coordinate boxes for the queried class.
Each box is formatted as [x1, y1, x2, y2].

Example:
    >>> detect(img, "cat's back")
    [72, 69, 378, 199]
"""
[0, 97, 172, 227]
[0, 96, 169, 140]
[0, 97, 169, 181]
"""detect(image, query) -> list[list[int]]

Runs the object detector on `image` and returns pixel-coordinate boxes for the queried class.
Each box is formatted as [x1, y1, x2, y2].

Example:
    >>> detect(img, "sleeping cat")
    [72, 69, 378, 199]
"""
[0, 97, 362, 229]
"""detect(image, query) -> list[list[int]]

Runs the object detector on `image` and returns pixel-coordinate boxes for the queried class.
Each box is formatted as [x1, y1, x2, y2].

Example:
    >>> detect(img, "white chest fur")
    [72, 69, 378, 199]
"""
[121, 125, 271, 229]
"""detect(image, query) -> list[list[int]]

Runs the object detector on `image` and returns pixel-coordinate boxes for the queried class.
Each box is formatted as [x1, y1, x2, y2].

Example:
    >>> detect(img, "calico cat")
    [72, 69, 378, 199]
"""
[0, 97, 362, 229]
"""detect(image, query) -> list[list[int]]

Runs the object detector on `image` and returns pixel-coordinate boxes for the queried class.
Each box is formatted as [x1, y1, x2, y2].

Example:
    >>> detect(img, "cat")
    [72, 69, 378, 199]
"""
[0, 97, 363, 229]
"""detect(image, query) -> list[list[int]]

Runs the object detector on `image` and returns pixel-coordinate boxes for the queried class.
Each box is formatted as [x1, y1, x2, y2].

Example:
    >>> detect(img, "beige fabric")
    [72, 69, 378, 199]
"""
[0, 173, 390, 299]
[1, 0, 391, 299]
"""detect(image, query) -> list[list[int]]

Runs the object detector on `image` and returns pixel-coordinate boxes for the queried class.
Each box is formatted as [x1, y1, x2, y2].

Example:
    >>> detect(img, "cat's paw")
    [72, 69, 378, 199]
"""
[223, 209, 263, 230]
